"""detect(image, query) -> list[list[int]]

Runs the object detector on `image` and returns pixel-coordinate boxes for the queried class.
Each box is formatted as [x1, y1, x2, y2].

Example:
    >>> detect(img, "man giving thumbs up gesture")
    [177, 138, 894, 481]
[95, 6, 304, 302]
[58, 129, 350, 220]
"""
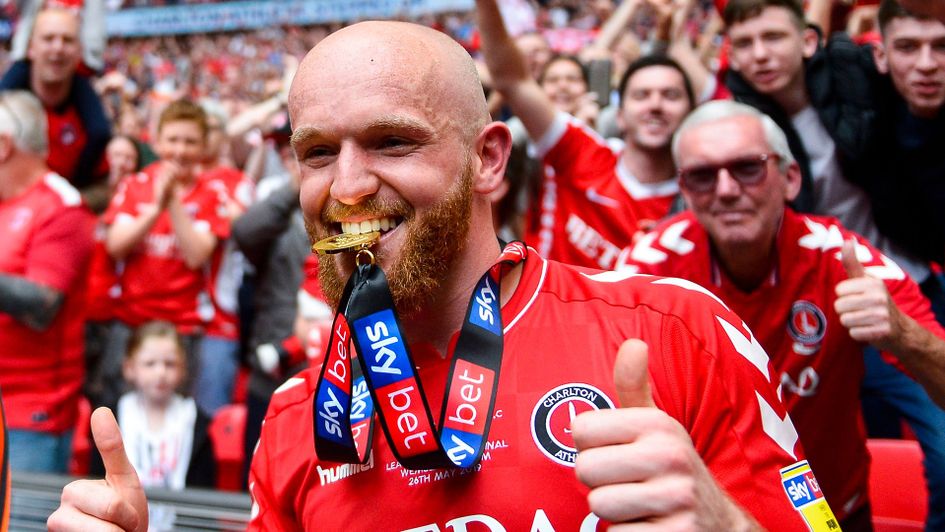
[47, 408, 148, 532]
[836, 239, 945, 408]
[573, 340, 760, 530]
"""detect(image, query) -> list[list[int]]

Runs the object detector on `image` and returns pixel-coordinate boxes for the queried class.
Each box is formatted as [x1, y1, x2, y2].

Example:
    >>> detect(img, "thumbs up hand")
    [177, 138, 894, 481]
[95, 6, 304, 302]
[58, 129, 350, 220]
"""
[572, 340, 752, 529]
[835, 239, 904, 350]
[48, 407, 148, 532]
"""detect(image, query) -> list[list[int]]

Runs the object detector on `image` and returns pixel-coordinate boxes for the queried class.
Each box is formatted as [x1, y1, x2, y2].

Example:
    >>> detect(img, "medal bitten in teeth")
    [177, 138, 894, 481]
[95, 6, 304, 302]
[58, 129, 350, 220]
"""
[312, 216, 400, 255]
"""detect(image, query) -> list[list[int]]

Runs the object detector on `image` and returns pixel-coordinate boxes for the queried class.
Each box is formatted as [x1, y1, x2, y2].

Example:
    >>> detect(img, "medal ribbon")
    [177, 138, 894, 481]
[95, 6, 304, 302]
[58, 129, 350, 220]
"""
[313, 241, 527, 470]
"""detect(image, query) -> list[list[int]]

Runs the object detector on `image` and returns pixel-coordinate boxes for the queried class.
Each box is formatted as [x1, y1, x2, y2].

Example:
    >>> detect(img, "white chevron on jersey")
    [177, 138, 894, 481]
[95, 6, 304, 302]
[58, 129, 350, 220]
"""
[755, 391, 799, 459]
[628, 232, 667, 264]
[659, 219, 695, 255]
[799, 217, 906, 280]
[860, 253, 907, 281]
[716, 315, 771, 382]
[581, 270, 651, 283]
[652, 277, 730, 311]
[798, 217, 845, 251]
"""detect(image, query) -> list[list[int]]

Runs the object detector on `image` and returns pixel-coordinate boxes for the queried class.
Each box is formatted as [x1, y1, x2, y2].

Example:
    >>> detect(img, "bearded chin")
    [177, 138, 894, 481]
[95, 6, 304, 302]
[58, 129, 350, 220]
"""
[314, 165, 473, 317]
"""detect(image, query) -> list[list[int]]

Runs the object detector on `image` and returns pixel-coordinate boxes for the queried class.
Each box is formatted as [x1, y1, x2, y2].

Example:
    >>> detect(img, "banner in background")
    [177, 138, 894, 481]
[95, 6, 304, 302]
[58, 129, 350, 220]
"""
[106, 0, 473, 37]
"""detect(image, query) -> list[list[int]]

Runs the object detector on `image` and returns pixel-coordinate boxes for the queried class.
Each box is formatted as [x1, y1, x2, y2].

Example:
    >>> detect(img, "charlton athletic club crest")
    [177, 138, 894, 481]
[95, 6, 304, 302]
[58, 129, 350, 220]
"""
[787, 300, 827, 355]
[530, 383, 614, 467]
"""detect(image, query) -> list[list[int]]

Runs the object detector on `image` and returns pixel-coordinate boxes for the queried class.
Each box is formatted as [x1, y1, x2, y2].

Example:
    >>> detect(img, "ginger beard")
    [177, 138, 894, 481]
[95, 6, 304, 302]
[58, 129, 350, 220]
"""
[308, 158, 474, 317]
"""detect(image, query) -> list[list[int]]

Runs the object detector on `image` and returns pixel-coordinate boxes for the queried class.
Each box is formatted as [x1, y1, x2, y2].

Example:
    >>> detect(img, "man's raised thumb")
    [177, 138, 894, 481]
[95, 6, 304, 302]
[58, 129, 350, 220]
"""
[613, 339, 655, 408]
[841, 238, 866, 279]
[90, 407, 140, 491]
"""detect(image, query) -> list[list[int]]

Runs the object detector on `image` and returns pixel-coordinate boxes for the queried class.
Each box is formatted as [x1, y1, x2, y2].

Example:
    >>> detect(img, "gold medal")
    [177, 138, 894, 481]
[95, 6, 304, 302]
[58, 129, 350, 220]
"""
[312, 231, 380, 255]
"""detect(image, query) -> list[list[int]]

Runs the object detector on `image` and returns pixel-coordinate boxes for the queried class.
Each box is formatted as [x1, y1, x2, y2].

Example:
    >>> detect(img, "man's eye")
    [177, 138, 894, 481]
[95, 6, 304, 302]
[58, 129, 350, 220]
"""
[378, 137, 413, 150]
[895, 41, 919, 53]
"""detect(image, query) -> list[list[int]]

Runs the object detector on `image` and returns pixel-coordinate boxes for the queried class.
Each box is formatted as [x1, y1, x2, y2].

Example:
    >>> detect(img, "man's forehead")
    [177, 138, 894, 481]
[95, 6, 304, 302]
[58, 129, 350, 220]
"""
[680, 117, 768, 157]
[627, 66, 685, 89]
[728, 6, 800, 33]
[885, 16, 945, 40]
[34, 10, 80, 34]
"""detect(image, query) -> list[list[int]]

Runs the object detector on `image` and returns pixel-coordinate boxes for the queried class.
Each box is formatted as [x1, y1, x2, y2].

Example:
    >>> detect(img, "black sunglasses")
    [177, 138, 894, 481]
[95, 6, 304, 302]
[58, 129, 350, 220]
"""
[678, 153, 777, 193]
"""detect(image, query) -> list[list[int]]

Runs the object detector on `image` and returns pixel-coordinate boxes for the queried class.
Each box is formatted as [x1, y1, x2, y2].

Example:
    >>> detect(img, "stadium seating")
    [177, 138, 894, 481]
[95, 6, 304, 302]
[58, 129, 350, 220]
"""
[868, 438, 928, 531]
[209, 403, 247, 492]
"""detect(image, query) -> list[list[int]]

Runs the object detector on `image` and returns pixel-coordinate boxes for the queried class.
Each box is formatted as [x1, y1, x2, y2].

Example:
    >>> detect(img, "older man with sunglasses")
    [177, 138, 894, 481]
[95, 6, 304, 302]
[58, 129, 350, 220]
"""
[617, 100, 945, 531]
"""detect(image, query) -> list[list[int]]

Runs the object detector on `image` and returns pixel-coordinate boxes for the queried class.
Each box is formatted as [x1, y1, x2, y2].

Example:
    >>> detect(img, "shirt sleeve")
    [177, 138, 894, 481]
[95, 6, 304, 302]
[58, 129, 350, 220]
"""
[194, 186, 232, 240]
[27, 206, 95, 292]
[102, 173, 138, 226]
[536, 111, 621, 191]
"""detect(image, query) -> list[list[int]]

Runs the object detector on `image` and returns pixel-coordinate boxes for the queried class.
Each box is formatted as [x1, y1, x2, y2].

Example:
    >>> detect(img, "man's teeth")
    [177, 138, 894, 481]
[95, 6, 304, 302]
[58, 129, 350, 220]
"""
[340, 217, 399, 235]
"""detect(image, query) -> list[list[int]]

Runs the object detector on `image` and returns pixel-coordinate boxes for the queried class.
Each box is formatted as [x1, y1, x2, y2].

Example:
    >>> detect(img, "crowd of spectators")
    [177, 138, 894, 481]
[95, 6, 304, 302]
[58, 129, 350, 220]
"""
[1, 0, 944, 529]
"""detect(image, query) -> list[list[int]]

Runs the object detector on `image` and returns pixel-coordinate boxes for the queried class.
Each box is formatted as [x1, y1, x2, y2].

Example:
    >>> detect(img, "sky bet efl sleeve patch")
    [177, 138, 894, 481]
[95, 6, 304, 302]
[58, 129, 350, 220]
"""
[780, 461, 840, 531]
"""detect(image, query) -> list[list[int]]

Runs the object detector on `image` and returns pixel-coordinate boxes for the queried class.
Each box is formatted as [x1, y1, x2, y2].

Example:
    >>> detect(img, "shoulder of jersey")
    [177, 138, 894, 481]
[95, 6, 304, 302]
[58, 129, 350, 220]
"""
[41, 173, 83, 207]
[542, 254, 733, 322]
[266, 366, 321, 421]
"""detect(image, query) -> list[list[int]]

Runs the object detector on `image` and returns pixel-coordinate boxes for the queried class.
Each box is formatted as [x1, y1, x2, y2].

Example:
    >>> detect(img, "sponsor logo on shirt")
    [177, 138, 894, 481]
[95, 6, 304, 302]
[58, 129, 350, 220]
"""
[530, 383, 614, 467]
[787, 301, 826, 355]
[780, 460, 839, 531]
[316, 452, 374, 486]
[402, 510, 601, 532]
[565, 214, 622, 270]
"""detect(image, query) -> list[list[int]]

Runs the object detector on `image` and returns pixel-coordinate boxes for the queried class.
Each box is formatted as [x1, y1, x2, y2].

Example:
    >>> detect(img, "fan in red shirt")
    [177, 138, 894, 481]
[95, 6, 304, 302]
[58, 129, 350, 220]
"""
[99, 100, 229, 405]
[476, 0, 693, 270]
[191, 103, 256, 415]
[0, 90, 95, 474]
[619, 100, 945, 530]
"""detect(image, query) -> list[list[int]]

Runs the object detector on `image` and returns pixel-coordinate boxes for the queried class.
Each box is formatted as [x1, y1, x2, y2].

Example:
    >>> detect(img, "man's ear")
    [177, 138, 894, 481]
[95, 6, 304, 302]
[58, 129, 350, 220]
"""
[0, 134, 15, 161]
[872, 42, 890, 74]
[784, 161, 803, 202]
[472, 121, 513, 196]
[802, 27, 820, 58]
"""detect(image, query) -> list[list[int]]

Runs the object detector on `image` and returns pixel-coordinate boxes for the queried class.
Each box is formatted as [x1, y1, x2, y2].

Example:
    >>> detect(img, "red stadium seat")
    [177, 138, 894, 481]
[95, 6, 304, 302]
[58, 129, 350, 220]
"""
[868, 438, 928, 531]
[209, 403, 247, 492]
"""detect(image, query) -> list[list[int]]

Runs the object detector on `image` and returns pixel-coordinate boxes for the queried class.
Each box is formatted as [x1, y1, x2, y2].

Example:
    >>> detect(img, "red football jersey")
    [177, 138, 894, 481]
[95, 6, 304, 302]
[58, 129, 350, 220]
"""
[524, 112, 677, 270]
[45, 104, 86, 182]
[619, 209, 945, 520]
[0, 173, 94, 432]
[103, 162, 230, 332]
[248, 247, 830, 531]
[200, 166, 254, 339]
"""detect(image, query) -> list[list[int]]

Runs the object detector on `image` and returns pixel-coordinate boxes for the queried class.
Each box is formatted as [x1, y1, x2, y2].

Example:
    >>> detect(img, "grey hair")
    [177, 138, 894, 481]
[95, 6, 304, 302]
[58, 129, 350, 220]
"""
[671, 100, 794, 172]
[0, 90, 48, 155]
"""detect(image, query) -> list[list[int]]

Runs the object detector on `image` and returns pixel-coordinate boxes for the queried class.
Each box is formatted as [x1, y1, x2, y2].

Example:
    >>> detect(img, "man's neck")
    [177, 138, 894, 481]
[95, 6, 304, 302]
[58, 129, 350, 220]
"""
[620, 144, 676, 185]
[1, 157, 47, 201]
[30, 77, 71, 109]
[400, 232, 520, 356]
[770, 76, 810, 117]
[713, 237, 778, 293]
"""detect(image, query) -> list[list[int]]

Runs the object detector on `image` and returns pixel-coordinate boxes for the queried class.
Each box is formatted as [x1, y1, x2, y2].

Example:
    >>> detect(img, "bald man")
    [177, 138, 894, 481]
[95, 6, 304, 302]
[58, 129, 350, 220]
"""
[49, 22, 832, 532]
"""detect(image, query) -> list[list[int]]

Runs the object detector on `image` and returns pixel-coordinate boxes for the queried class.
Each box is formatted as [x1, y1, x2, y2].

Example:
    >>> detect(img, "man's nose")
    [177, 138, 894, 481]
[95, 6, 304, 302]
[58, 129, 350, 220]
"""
[916, 44, 939, 72]
[715, 169, 743, 198]
[751, 38, 769, 62]
[330, 143, 380, 205]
